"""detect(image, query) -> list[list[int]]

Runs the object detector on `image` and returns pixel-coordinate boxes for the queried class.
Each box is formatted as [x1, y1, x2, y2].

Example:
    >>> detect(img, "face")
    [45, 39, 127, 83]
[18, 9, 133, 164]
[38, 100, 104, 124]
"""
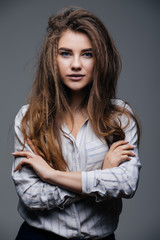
[57, 30, 94, 93]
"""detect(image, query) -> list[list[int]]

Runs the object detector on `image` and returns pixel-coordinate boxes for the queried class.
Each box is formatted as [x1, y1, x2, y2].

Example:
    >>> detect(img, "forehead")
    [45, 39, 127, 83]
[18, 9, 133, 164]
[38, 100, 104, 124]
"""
[58, 29, 92, 49]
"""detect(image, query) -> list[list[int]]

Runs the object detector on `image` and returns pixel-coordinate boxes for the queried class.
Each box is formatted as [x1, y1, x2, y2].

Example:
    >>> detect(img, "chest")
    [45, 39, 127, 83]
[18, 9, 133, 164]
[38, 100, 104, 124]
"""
[64, 112, 87, 140]
[61, 120, 109, 172]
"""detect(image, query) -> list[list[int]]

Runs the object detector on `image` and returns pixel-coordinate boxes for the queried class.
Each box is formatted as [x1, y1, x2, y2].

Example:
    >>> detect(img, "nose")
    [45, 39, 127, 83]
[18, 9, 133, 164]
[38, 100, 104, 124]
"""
[71, 56, 82, 71]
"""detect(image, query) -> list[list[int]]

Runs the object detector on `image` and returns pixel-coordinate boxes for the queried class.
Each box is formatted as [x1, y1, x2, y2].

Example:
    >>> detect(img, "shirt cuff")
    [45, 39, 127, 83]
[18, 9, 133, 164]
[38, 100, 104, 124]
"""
[81, 170, 100, 194]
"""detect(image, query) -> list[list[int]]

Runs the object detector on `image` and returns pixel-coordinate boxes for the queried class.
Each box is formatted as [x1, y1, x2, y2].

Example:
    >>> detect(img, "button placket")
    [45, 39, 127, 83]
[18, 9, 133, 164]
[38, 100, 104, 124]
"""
[72, 142, 80, 171]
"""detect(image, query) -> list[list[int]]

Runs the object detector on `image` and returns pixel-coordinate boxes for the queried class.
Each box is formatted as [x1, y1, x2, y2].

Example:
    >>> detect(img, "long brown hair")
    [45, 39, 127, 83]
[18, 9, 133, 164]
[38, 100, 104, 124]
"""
[21, 7, 140, 171]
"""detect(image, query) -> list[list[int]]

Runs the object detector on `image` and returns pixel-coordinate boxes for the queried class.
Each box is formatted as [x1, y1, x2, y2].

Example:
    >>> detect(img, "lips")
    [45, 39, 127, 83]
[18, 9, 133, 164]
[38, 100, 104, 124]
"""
[67, 74, 85, 81]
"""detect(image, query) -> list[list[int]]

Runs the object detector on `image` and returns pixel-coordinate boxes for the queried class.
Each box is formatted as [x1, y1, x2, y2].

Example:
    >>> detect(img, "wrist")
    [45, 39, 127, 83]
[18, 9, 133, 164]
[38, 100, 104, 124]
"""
[44, 168, 59, 184]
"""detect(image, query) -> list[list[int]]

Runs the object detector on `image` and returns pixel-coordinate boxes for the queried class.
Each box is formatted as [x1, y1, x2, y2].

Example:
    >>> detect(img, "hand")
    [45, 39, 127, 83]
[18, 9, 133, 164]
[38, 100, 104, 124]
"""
[102, 140, 135, 169]
[12, 140, 82, 192]
[12, 139, 55, 182]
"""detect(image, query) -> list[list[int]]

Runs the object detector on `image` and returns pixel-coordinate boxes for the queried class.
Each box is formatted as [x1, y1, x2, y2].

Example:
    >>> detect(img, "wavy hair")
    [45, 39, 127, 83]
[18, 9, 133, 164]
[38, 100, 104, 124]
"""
[21, 7, 140, 171]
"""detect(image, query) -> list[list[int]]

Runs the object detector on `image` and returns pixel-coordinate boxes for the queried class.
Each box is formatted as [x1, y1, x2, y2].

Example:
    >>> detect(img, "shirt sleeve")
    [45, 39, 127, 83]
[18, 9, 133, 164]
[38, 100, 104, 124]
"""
[11, 105, 83, 211]
[81, 102, 142, 200]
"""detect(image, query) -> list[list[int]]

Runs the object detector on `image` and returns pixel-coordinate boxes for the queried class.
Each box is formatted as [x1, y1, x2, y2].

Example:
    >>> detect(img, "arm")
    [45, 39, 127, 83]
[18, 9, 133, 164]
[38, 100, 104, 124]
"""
[11, 106, 84, 211]
[81, 105, 141, 200]
[13, 104, 141, 201]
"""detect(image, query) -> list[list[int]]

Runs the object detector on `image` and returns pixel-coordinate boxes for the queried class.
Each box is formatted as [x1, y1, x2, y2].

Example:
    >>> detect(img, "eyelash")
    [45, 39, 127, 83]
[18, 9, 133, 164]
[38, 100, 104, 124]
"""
[59, 52, 93, 58]
[83, 52, 92, 57]
[60, 52, 71, 57]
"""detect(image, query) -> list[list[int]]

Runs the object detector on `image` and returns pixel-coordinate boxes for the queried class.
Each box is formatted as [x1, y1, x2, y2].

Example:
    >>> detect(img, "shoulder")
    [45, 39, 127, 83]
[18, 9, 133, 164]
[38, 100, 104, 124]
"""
[14, 104, 29, 127]
[111, 98, 136, 129]
[111, 98, 133, 114]
[14, 105, 29, 143]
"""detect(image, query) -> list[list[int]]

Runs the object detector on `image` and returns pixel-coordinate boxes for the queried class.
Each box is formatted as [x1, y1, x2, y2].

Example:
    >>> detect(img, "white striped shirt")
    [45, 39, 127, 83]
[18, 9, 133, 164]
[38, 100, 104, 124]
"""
[12, 99, 141, 239]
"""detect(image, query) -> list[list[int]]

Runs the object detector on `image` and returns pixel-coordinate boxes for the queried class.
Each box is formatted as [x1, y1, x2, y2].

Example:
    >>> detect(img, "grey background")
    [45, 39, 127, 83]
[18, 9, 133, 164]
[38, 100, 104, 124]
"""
[0, 0, 159, 239]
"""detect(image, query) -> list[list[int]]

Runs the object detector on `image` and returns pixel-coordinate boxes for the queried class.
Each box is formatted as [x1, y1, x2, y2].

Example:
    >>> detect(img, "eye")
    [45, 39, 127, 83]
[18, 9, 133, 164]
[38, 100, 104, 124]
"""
[83, 52, 93, 58]
[60, 52, 71, 57]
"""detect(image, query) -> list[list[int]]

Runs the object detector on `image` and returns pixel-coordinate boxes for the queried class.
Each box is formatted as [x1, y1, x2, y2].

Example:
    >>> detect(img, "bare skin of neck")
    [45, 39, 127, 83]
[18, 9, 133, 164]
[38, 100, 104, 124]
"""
[64, 90, 88, 139]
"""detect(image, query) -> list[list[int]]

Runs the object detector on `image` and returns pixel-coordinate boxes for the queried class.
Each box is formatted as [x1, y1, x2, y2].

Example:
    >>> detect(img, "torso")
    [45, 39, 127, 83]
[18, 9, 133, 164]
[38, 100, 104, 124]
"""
[63, 110, 87, 140]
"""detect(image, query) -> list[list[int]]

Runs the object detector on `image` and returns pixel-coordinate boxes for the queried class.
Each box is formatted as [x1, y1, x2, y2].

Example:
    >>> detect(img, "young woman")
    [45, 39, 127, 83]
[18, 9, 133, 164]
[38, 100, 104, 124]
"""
[12, 6, 141, 240]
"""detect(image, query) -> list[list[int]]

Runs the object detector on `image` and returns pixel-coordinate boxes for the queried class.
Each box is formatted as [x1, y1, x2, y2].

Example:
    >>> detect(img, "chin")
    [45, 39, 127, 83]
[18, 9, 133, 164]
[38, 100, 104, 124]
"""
[66, 84, 87, 91]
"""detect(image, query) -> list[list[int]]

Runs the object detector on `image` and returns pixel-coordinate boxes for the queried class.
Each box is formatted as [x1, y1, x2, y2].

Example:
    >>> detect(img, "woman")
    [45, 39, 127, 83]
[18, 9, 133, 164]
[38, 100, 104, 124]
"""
[12, 6, 141, 240]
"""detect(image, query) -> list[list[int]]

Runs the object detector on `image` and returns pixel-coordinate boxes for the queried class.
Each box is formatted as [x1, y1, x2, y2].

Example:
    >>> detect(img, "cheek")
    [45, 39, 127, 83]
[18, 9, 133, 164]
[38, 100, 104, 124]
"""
[57, 59, 65, 76]
[58, 58, 69, 69]
[86, 61, 94, 74]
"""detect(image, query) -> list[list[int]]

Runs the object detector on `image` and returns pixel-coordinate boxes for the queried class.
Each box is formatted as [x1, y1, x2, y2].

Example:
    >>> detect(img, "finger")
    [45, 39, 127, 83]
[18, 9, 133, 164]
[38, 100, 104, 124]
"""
[12, 151, 34, 158]
[110, 140, 129, 151]
[122, 155, 131, 160]
[27, 139, 38, 155]
[119, 144, 134, 151]
[121, 150, 135, 157]
[124, 151, 135, 157]
[119, 155, 131, 163]
[14, 158, 31, 172]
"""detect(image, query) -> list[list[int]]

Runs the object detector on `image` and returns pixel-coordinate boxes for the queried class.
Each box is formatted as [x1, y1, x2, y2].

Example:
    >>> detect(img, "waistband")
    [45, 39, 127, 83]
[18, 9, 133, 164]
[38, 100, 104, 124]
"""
[16, 222, 115, 240]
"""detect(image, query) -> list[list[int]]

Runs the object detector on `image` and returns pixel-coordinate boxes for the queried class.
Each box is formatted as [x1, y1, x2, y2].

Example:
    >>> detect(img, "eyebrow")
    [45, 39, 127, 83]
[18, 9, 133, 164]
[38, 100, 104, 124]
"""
[58, 47, 92, 52]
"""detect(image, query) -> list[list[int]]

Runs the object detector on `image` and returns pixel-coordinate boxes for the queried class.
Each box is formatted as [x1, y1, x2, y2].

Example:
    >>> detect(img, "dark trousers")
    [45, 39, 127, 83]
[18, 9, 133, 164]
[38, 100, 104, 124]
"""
[15, 222, 116, 240]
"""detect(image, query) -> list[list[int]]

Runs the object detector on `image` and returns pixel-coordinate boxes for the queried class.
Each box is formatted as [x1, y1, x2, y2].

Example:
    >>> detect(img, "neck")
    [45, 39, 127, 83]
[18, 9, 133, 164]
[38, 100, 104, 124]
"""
[69, 89, 87, 112]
